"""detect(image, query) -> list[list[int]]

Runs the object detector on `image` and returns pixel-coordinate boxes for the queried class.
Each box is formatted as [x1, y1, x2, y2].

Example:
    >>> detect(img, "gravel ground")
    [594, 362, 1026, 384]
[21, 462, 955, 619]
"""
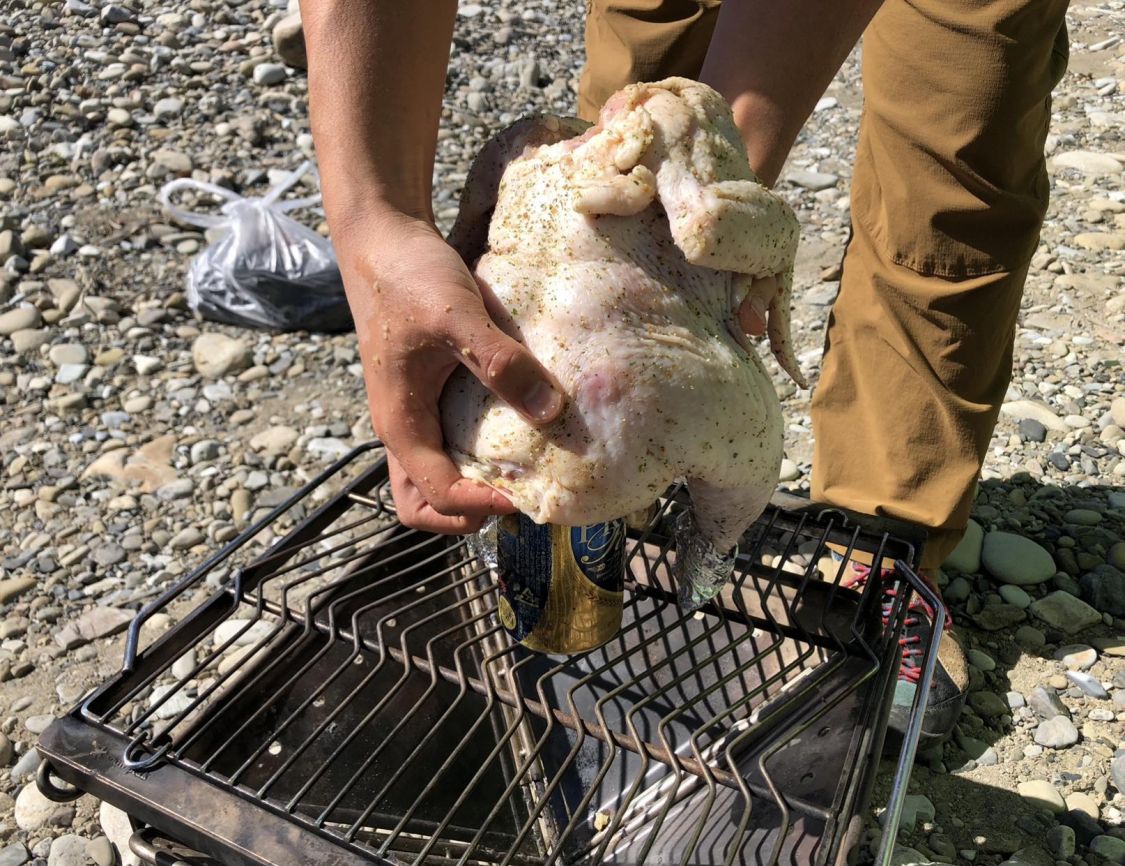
[0, 0, 1123, 865]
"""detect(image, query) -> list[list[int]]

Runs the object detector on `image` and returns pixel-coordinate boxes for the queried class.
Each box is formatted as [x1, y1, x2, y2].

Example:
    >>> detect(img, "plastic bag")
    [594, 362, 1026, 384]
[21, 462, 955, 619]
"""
[158, 161, 352, 332]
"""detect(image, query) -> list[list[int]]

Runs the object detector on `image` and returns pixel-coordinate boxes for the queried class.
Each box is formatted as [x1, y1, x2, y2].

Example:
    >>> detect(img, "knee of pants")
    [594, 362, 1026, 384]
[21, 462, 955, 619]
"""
[579, 0, 719, 121]
[852, 0, 1069, 279]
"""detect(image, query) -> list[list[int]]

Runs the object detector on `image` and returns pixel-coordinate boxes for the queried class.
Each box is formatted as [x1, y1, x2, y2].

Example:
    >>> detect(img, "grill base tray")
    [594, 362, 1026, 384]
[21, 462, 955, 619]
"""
[37, 446, 933, 866]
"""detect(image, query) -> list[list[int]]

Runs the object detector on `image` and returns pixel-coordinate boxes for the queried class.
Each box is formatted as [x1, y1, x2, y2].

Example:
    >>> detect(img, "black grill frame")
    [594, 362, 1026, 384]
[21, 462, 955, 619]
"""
[37, 444, 940, 866]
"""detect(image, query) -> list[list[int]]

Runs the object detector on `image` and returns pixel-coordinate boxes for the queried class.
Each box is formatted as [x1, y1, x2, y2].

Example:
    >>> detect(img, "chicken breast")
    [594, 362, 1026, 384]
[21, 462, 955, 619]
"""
[441, 78, 800, 557]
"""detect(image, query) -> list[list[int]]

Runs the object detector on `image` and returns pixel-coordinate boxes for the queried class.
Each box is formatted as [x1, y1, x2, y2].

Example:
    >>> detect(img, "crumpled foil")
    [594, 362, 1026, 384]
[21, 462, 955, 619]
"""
[674, 509, 737, 613]
[467, 515, 499, 569]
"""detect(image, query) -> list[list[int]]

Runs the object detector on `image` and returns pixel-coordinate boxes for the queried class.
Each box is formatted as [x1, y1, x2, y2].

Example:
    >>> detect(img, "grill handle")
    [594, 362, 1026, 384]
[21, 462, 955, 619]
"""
[35, 758, 82, 803]
[129, 827, 217, 866]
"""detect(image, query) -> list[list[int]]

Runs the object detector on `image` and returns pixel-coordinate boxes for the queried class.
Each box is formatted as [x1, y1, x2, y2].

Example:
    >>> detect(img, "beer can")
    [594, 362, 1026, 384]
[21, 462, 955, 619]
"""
[495, 513, 626, 654]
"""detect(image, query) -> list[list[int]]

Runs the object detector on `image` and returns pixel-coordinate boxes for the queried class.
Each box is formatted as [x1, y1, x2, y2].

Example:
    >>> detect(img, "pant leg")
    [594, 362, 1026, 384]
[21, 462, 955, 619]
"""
[811, 0, 1070, 571]
[579, 0, 720, 121]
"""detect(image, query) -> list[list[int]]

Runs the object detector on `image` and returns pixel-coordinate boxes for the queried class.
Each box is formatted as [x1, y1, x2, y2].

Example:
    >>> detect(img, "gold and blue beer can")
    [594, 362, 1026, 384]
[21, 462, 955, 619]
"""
[495, 513, 626, 654]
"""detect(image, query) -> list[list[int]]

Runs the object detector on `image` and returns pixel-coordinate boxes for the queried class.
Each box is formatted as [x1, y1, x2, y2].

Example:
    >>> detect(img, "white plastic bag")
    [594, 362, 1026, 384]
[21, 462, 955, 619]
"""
[158, 161, 351, 332]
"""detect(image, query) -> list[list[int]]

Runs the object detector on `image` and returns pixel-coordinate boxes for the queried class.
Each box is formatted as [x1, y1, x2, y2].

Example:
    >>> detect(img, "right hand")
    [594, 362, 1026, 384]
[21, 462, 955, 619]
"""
[337, 212, 565, 534]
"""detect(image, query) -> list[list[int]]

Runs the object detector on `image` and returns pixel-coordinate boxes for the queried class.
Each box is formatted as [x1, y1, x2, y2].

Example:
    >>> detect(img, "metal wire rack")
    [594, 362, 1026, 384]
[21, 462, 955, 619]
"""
[37, 443, 940, 866]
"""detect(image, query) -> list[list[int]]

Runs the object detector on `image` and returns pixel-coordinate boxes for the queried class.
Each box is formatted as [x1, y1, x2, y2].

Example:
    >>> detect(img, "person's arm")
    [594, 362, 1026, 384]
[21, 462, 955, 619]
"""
[304, 1, 451, 224]
[702, 0, 883, 336]
[700, 0, 884, 187]
[304, 1, 564, 533]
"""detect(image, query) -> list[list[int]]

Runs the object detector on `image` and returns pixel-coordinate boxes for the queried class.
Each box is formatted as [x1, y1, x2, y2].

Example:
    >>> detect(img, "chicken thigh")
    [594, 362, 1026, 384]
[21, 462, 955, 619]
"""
[441, 78, 801, 586]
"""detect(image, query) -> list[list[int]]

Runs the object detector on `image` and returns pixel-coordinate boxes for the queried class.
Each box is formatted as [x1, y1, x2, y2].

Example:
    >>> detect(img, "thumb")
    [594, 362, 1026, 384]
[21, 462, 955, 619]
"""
[450, 310, 566, 425]
[737, 274, 779, 337]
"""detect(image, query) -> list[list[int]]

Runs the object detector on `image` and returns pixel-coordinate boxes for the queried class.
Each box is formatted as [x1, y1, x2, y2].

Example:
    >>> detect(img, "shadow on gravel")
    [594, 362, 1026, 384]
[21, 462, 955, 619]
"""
[861, 476, 1124, 865]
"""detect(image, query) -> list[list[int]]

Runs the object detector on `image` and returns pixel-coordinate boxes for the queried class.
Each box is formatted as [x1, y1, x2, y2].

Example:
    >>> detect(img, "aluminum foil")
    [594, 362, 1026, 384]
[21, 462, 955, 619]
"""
[674, 509, 737, 613]
[466, 515, 499, 569]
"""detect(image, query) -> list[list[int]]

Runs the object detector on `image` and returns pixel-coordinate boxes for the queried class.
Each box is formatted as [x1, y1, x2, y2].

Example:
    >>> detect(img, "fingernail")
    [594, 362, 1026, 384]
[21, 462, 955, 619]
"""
[521, 381, 564, 422]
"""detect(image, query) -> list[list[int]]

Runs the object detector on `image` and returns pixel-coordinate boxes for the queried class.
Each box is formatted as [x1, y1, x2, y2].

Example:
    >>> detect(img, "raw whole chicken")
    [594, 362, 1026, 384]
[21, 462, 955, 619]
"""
[441, 78, 801, 589]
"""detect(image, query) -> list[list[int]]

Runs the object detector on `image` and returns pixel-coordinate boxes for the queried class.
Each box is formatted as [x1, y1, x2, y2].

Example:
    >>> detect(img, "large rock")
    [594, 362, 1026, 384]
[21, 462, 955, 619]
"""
[10, 750, 39, 782]
[889, 847, 938, 866]
[889, 847, 936, 866]
[48, 343, 87, 366]
[253, 62, 287, 86]
[944, 576, 971, 603]
[1074, 231, 1125, 251]
[1045, 826, 1075, 860]
[1089, 836, 1125, 864]
[787, 169, 839, 191]
[0, 305, 42, 336]
[0, 229, 23, 261]
[1029, 591, 1102, 634]
[999, 399, 1067, 432]
[14, 781, 55, 831]
[1060, 808, 1103, 848]
[1014, 624, 1046, 648]
[1033, 715, 1079, 749]
[0, 576, 36, 604]
[306, 437, 352, 461]
[47, 835, 88, 866]
[1054, 644, 1097, 670]
[153, 97, 183, 120]
[944, 518, 983, 573]
[1001, 847, 1055, 866]
[169, 527, 205, 550]
[273, 11, 306, 69]
[968, 690, 1009, 719]
[191, 333, 252, 378]
[1112, 396, 1125, 429]
[54, 607, 133, 650]
[11, 329, 48, 353]
[1111, 755, 1125, 795]
[981, 532, 1055, 585]
[1091, 636, 1125, 657]
[86, 837, 114, 866]
[1110, 541, 1125, 571]
[152, 148, 193, 176]
[999, 584, 1031, 608]
[1064, 791, 1100, 821]
[1079, 564, 1125, 616]
[82, 435, 178, 493]
[249, 425, 299, 455]
[971, 603, 1026, 631]
[1065, 670, 1108, 698]
[879, 794, 935, 835]
[1016, 780, 1065, 814]
[0, 843, 30, 866]
[1017, 418, 1047, 442]
[99, 801, 142, 866]
[1050, 150, 1123, 175]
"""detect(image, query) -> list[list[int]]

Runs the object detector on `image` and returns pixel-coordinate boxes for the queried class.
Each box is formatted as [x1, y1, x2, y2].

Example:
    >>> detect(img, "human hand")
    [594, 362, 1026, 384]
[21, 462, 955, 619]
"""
[338, 213, 565, 533]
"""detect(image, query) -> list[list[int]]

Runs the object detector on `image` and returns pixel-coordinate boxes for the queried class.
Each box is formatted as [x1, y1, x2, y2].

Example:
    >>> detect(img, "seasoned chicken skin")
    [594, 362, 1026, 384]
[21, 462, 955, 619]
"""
[441, 78, 800, 552]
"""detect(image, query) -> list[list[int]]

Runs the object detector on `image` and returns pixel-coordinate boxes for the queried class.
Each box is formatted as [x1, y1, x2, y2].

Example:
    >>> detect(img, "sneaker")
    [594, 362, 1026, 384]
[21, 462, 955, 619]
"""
[835, 560, 968, 751]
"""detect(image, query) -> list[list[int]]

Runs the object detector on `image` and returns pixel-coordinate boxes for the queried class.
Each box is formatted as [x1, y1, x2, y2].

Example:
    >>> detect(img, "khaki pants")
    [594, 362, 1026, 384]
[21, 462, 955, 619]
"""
[581, 0, 1070, 570]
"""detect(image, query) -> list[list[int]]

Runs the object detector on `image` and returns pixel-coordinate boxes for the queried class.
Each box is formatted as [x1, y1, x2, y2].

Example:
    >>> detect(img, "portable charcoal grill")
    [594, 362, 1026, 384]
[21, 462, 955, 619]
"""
[36, 442, 942, 866]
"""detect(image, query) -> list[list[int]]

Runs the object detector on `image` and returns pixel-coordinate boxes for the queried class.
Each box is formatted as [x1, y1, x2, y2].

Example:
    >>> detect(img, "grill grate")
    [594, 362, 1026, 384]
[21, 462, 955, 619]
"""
[38, 445, 940, 866]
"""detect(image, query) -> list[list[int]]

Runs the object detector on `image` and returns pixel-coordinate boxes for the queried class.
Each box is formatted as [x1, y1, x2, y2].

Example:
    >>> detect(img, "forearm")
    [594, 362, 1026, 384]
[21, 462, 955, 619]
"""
[303, 0, 456, 231]
[700, 0, 883, 186]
